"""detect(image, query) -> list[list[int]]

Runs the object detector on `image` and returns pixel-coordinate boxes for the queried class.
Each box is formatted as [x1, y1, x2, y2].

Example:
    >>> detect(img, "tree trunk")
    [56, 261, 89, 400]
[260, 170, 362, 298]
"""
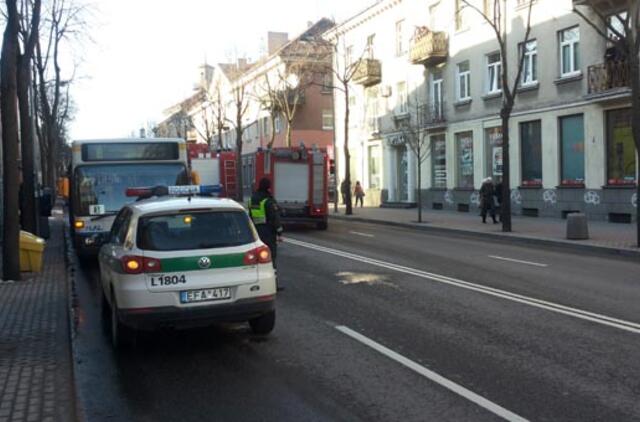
[417, 150, 422, 223]
[343, 86, 352, 215]
[500, 106, 512, 232]
[18, 56, 38, 234]
[630, 50, 640, 246]
[1, 0, 22, 281]
[286, 120, 293, 148]
[235, 126, 244, 203]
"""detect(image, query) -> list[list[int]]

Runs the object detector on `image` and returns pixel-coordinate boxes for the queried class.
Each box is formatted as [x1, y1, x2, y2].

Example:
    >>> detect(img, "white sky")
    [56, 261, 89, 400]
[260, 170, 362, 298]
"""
[70, 0, 372, 140]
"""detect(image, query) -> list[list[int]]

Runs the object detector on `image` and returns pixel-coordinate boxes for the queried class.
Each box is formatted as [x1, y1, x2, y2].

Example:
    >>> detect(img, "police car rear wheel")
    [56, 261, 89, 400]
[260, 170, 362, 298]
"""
[111, 294, 134, 349]
[249, 310, 275, 335]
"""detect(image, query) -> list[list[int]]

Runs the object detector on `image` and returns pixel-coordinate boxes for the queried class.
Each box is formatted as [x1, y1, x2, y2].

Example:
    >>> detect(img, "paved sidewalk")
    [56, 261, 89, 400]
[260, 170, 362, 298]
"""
[0, 212, 76, 422]
[330, 205, 638, 255]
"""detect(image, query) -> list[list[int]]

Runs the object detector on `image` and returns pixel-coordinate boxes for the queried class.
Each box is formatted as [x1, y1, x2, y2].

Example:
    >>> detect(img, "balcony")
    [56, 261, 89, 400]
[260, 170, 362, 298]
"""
[586, 60, 631, 99]
[573, 0, 627, 10]
[352, 58, 382, 87]
[409, 29, 448, 67]
[418, 102, 447, 129]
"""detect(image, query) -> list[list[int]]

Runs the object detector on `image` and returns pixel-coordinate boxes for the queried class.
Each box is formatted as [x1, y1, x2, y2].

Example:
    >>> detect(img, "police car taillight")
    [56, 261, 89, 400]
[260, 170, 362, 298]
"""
[243, 246, 271, 265]
[122, 256, 162, 274]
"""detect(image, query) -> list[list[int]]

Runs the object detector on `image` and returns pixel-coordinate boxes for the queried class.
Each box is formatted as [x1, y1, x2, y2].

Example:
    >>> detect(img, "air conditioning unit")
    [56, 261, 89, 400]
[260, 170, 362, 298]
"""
[381, 85, 392, 98]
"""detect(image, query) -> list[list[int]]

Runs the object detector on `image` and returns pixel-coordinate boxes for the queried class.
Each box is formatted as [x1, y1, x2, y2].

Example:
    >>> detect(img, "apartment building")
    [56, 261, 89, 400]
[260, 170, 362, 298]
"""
[330, 0, 637, 221]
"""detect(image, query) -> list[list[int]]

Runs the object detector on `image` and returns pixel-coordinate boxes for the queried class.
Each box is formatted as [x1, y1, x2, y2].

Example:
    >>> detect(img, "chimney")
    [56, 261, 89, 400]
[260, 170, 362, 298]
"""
[267, 32, 289, 55]
[237, 58, 248, 69]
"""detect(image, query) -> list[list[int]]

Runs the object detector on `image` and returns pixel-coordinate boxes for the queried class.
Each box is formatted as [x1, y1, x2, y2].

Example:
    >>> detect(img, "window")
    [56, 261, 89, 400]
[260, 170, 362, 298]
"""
[366, 34, 375, 59]
[137, 211, 255, 251]
[487, 52, 502, 94]
[345, 46, 353, 66]
[455, 0, 464, 31]
[607, 12, 627, 41]
[485, 127, 503, 180]
[275, 115, 282, 133]
[456, 131, 474, 188]
[322, 110, 334, 130]
[520, 120, 542, 186]
[321, 73, 332, 93]
[560, 27, 580, 77]
[560, 114, 585, 185]
[431, 71, 444, 119]
[606, 108, 635, 185]
[368, 144, 382, 189]
[431, 134, 447, 188]
[457, 61, 471, 101]
[395, 20, 405, 56]
[397, 81, 408, 114]
[521, 40, 537, 85]
[366, 87, 379, 132]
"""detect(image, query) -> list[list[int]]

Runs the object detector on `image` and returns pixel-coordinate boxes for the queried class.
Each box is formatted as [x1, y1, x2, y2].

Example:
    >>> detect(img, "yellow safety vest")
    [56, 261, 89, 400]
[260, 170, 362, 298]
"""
[248, 198, 269, 225]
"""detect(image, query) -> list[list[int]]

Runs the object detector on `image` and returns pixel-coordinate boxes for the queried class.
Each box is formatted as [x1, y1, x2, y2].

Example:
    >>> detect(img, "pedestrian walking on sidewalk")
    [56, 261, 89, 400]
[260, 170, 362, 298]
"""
[340, 179, 349, 205]
[480, 177, 498, 224]
[249, 177, 285, 290]
[354, 181, 365, 207]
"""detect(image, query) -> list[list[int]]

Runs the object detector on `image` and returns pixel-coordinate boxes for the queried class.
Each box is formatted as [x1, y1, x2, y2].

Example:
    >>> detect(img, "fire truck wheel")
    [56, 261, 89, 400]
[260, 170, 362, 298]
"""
[316, 221, 328, 230]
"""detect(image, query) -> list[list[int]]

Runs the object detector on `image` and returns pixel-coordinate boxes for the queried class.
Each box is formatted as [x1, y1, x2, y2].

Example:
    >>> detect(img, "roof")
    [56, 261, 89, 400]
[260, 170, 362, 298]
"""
[218, 62, 251, 81]
[129, 196, 245, 215]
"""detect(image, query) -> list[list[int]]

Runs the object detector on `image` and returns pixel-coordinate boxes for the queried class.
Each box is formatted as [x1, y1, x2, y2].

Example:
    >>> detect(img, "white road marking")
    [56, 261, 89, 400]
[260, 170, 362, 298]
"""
[336, 325, 528, 422]
[286, 238, 640, 335]
[349, 231, 375, 238]
[489, 255, 548, 268]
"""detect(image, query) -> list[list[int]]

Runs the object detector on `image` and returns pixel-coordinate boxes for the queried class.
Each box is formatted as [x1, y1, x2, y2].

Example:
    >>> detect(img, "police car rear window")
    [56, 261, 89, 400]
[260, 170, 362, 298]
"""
[137, 211, 255, 251]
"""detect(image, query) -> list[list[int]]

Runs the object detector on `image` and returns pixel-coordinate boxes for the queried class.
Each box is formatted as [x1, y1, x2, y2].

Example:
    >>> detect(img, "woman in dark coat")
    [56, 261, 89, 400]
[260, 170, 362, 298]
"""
[480, 177, 498, 224]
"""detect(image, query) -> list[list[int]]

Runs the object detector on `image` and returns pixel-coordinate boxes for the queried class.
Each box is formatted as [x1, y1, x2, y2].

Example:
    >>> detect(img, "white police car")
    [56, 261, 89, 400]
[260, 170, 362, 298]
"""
[98, 186, 277, 348]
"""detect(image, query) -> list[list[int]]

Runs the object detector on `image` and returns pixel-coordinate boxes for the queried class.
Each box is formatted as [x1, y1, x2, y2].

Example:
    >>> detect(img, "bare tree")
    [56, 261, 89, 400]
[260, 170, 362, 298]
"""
[254, 74, 279, 149]
[191, 90, 216, 146]
[460, 0, 534, 232]
[17, 0, 42, 234]
[394, 95, 431, 223]
[225, 80, 250, 202]
[207, 79, 227, 150]
[1, 0, 22, 280]
[573, 1, 640, 246]
[323, 34, 365, 216]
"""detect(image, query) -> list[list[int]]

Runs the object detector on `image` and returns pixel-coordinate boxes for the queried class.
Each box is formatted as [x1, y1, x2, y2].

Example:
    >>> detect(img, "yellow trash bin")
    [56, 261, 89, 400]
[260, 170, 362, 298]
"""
[19, 231, 46, 272]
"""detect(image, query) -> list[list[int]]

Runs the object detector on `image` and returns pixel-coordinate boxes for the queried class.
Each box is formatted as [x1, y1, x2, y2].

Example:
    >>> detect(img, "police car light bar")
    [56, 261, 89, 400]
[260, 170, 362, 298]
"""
[125, 185, 223, 198]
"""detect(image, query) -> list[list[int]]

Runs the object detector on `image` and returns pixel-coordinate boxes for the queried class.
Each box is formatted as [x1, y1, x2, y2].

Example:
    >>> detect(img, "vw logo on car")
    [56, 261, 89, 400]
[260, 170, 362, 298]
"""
[198, 256, 211, 269]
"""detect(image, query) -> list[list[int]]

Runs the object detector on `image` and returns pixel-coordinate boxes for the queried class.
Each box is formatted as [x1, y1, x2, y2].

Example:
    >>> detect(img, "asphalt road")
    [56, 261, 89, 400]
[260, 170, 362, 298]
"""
[72, 219, 640, 421]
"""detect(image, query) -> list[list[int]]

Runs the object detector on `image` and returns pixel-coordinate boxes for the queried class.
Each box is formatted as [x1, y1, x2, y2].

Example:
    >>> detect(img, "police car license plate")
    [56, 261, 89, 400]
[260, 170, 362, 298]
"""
[180, 287, 231, 304]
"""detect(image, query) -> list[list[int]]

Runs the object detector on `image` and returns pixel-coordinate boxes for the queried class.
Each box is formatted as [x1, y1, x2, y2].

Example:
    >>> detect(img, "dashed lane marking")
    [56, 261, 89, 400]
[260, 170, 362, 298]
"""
[489, 255, 548, 268]
[336, 325, 529, 422]
[348, 231, 375, 238]
[286, 238, 640, 335]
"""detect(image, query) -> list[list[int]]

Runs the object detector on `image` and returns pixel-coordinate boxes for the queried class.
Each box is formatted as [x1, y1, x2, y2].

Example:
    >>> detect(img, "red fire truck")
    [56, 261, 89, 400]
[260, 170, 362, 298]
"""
[188, 144, 329, 230]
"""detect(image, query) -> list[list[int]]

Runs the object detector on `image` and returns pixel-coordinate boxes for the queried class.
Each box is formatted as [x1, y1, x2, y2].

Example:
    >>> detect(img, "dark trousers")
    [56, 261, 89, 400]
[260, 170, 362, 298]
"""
[355, 196, 363, 207]
[481, 203, 497, 222]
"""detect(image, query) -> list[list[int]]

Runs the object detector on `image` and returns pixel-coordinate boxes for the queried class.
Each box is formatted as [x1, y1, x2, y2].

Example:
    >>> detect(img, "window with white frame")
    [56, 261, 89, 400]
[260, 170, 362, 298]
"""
[275, 115, 282, 133]
[559, 26, 580, 76]
[366, 34, 375, 59]
[457, 61, 471, 101]
[486, 52, 502, 94]
[397, 81, 408, 114]
[521, 40, 537, 85]
[365, 88, 379, 132]
[345, 46, 353, 66]
[322, 110, 334, 130]
[395, 20, 405, 56]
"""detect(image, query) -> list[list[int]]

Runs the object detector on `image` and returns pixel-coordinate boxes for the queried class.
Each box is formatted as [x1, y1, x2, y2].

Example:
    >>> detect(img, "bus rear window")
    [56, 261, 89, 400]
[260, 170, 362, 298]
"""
[137, 211, 255, 251]
[82, 143, 179, 161]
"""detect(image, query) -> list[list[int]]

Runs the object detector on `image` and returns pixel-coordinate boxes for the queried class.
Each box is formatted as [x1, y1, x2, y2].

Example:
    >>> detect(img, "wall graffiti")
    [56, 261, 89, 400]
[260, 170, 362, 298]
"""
[510, 189, 522, 205]
[584, 191, 601, 206]
[444, 190, 454, 204]
[470, 191, 480, 206]
[542, 189, 557, 205]
[632, 193, 637, 209]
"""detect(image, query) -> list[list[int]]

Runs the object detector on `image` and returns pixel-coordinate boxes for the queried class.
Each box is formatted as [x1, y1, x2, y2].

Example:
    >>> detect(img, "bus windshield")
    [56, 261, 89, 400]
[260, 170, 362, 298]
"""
[73, 163, 188, 216]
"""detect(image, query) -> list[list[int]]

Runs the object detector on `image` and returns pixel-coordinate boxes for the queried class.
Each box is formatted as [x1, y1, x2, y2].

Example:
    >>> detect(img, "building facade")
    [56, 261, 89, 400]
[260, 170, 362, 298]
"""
[329, 0, 637, 221]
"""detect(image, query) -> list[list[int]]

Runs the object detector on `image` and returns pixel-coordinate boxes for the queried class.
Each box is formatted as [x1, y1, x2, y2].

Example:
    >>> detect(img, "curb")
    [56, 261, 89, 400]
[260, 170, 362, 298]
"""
[63, 212, 85, 422]
[330, 214, 640, 259]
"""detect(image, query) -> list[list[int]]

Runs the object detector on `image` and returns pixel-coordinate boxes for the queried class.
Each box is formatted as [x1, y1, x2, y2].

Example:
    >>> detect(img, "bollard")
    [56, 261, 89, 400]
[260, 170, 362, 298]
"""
[566, 213, 589, 240]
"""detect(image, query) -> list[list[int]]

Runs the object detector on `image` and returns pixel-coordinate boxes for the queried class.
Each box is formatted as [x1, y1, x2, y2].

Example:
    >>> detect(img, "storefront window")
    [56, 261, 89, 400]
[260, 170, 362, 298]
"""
[606, 108, 636, 185]
[456, 131, 474, 188]
[520, 120, 542, 186]
[368, 144, 381, 189]
[560, 114, 585, 185]
[431, 134, 447, 188]
[485, 127, 502, 180]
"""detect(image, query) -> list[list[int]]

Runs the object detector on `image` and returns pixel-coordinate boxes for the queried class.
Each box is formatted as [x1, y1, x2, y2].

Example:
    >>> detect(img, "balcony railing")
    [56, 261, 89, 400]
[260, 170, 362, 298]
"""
[418, 101, 447, 128]
[573, 0, 627, 9]
[352, 58, 382, 87]
[587, 60, 631, 96]
[409, 29, 448, 67]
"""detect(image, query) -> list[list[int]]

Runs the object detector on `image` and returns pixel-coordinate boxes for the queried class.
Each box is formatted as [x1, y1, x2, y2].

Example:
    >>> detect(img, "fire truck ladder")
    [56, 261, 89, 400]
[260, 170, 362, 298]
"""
[224, 160, 237, 198]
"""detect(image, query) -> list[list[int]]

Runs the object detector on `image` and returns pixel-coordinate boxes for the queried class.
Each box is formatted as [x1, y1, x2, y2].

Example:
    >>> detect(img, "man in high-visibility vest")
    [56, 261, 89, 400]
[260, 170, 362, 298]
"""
[249, 177, 284, 290]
